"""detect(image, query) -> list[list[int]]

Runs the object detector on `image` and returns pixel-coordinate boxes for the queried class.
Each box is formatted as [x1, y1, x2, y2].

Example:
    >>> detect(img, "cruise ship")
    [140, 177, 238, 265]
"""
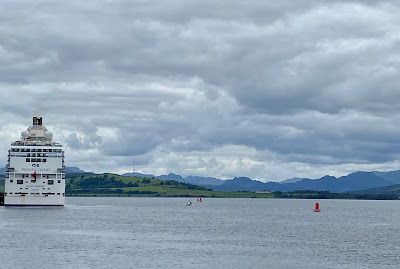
[4, 117, 65, 206]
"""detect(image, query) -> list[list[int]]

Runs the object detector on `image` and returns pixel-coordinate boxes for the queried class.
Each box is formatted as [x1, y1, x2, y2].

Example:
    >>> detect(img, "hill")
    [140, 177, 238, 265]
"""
[63, 173, 397, 200]
[3, 164, 399, 193]
[372, 170, 400, 185]
[285, 172, 393, 192]
[210, 172, 394, 193]
[158, 173, 224, 186]
[65, 173, 273, 198]
[212, 177, 273, 192]
[351, 184, 400, 195]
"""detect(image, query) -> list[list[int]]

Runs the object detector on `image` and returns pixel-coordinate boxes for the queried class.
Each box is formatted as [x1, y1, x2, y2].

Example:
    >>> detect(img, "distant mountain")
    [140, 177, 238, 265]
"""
[181, 175, 224, 186]
[210, 171, 395, 193]
[289, 172, 393, 192]
[65, 167, 86, 173]
[3, 163, 399, 193]
[157, 173, 224, 186]
[212, 177, 269, 191]
[280, 177, 307, 184]
[158, 173, 184, 181]
[372, 170, 400, 185]
[352, 183, 400, 195]
[124, 172, 155, 178]
[75, 169, 400, 193]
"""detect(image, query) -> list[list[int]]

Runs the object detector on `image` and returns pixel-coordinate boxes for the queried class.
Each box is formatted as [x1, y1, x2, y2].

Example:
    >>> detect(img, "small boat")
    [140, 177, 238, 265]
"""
[186, 201, 192, 206]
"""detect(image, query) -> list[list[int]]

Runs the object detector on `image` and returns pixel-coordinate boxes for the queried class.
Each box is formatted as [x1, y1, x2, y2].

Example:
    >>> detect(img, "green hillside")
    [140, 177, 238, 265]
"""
[66, 173, 274, 198]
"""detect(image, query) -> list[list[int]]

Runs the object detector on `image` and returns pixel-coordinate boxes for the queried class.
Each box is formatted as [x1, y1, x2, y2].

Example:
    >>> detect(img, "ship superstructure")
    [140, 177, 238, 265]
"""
[5, 117, 65, 206]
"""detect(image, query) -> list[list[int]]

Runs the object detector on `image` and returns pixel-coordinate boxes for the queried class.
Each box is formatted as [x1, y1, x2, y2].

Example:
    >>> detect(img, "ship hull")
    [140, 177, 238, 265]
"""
[4, 195, 65, 206]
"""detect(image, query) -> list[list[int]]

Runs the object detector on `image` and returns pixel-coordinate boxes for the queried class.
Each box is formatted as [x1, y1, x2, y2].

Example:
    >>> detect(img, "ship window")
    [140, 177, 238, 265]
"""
[10, 179, 13, 183]
[38, 149, 42, 152]
[31, 180, 36, 183]
[31, 149, 36, 152]
[17, 180, 23, 184]
[48, 180, 54, 185]
[43, 159, 47, 162]
[26, 158, 30, 162]
[57, 193, 60, 195]
[58, 180, 61, 183]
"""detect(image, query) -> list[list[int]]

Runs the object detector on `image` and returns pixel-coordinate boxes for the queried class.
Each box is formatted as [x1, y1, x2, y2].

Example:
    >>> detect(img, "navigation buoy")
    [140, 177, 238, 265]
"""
[197, 197, 202, 202]
[314, 203, 321, 212]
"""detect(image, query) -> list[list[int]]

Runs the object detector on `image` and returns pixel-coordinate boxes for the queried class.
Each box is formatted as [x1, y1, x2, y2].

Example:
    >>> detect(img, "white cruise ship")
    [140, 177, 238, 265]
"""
[4, 117, 65, 206]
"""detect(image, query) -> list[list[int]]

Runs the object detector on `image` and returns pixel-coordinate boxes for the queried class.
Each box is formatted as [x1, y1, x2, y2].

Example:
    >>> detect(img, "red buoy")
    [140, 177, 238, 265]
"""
[314, 203, 321, 212]
[197, 197, 202, 202]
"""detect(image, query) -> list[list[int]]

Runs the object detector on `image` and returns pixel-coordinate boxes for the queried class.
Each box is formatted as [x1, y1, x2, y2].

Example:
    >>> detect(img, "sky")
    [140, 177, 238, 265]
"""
[1, 0, 400, 182]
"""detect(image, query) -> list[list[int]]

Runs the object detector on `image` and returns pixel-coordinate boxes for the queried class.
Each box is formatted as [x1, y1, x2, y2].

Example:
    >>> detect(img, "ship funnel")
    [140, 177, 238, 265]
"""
[33, 117, 43, 126]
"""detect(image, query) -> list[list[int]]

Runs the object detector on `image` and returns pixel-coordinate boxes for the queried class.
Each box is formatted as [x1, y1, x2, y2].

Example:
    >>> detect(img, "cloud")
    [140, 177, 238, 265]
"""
[0, 1, 399, 181]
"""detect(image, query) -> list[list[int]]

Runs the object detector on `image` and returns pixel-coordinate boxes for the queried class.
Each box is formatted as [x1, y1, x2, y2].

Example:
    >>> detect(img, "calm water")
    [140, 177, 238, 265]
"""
[0, 197, 400, 269]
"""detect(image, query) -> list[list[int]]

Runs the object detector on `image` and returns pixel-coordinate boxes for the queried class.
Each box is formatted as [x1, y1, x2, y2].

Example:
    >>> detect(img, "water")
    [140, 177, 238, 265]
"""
[0, 197, 399, 269]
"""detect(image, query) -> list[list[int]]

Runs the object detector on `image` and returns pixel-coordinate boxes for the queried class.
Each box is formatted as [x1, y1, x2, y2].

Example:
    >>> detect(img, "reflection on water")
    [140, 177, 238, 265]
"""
[0, 197, 400, 269]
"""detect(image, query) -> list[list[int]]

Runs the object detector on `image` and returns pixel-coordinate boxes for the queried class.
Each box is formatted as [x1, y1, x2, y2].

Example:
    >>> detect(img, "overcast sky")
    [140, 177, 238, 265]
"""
[1, 0, 400, 181]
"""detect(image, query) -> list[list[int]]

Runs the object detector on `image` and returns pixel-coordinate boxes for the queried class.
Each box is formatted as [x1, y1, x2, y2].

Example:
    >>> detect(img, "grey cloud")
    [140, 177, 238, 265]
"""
[0, 1, 399, 180]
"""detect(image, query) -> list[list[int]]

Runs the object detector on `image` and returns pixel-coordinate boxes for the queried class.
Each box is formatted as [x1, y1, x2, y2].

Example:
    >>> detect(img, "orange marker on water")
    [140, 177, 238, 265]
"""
[314, 202, 321, 212]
